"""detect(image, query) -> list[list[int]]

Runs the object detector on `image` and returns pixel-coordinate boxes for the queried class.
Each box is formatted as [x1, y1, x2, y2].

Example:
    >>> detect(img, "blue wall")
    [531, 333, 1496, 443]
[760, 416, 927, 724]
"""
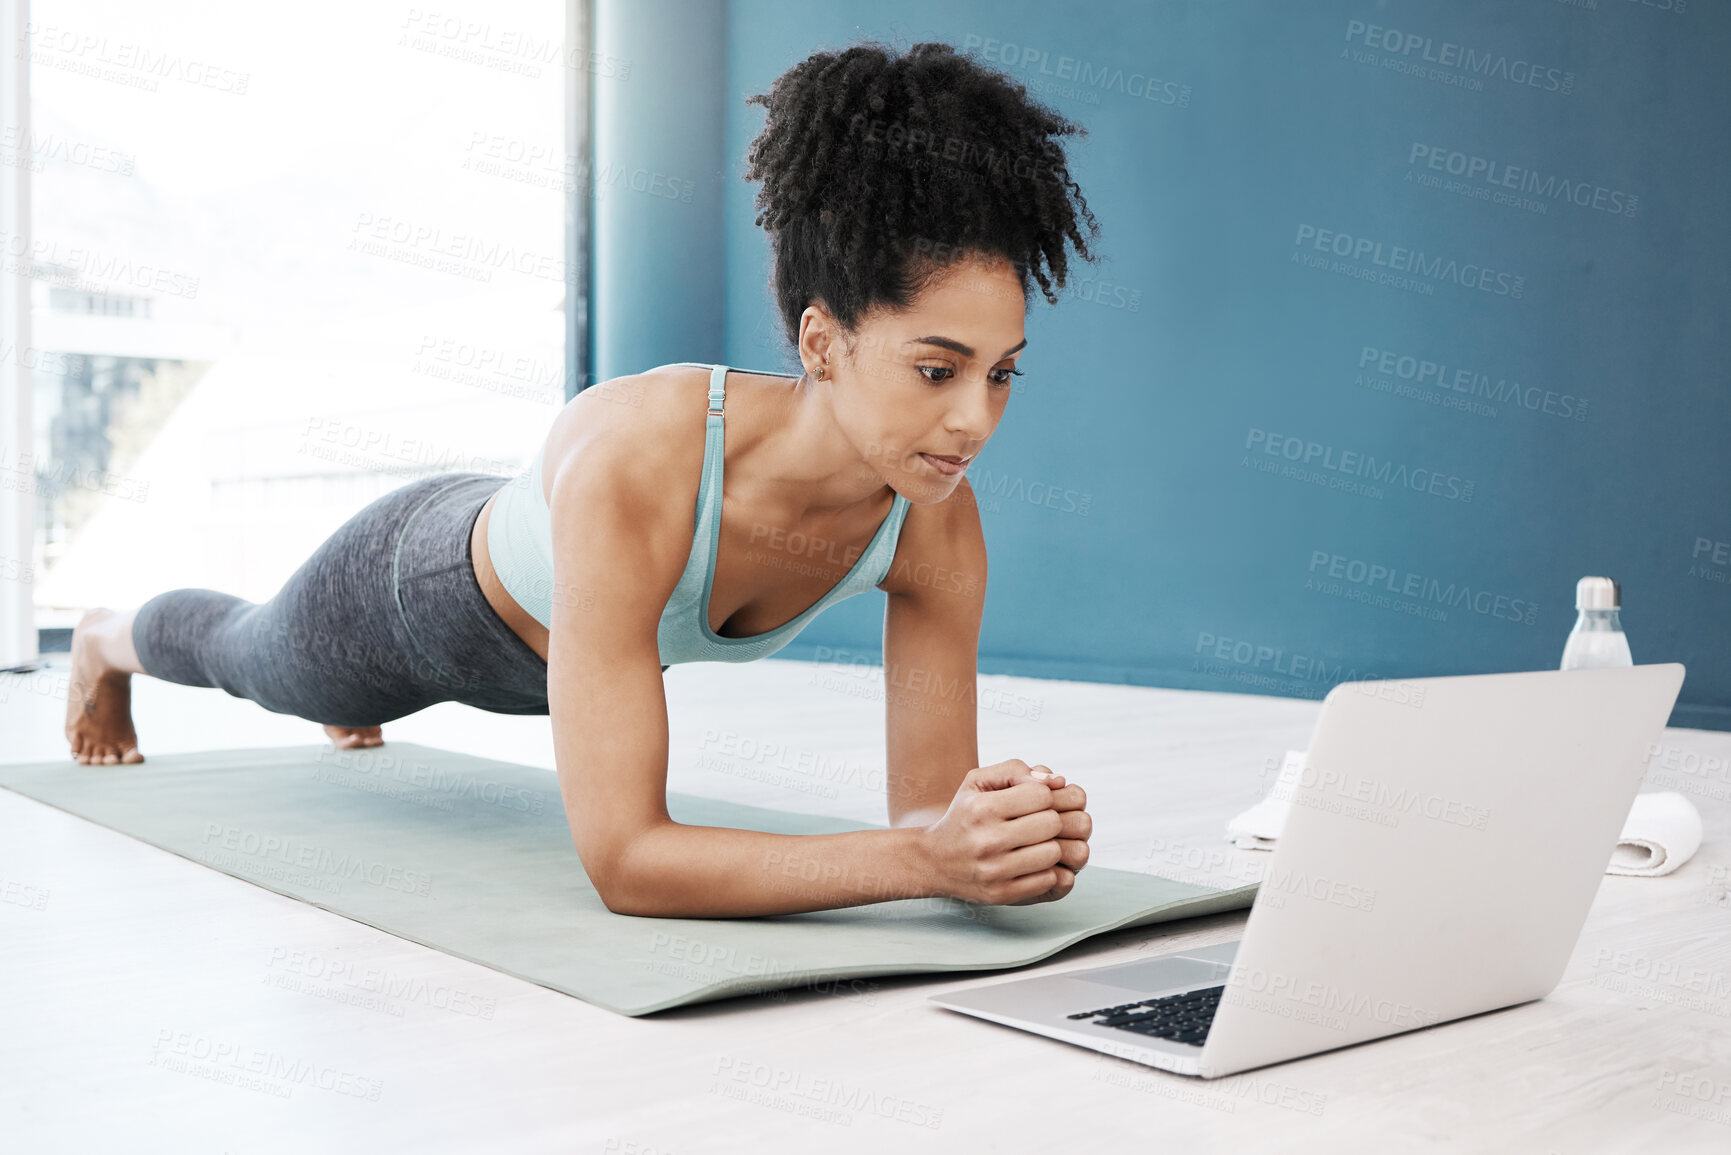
[599, 0, 1731, 730]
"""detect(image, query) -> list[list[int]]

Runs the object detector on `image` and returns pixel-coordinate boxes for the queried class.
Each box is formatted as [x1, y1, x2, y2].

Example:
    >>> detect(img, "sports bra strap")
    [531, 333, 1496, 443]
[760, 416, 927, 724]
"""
[706, 365, 726, 417]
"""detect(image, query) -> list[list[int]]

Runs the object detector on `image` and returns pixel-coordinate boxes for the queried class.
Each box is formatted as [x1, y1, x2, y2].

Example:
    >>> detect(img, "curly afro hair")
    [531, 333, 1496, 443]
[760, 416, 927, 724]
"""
[743, 39, 1102, 357]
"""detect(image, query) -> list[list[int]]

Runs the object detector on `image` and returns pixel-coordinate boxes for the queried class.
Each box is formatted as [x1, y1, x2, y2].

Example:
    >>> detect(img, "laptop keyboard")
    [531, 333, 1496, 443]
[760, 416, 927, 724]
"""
[1065, 984, 1225, 1046]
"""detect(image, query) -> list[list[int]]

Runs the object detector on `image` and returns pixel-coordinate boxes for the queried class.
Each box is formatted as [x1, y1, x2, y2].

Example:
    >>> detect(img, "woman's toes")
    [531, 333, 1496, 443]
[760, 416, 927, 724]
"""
[323, 724, 384, 749]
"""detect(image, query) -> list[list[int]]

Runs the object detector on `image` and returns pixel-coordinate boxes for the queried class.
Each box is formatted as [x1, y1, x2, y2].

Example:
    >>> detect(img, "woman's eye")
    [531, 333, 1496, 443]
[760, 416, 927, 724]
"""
[919, 366, 1025, 386]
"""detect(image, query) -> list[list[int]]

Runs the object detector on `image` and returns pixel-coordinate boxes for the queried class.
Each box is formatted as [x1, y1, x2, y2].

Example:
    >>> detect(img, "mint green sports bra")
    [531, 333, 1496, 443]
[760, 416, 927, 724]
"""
[485, 362, 912, 665]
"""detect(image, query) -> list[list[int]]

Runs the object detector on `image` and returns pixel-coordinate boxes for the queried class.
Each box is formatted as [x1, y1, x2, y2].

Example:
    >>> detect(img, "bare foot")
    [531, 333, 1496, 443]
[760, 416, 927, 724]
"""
[323, 724, 384, 749]
[65, 608, 144, 766]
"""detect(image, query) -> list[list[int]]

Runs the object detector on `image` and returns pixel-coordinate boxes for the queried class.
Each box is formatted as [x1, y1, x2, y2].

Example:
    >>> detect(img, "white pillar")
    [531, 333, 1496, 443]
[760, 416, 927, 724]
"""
[0, 0, 38, 671]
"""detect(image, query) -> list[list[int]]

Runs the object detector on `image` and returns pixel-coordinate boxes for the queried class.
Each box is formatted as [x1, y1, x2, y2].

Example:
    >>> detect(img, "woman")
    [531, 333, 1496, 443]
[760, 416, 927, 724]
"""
[62, 40, 1104, 919]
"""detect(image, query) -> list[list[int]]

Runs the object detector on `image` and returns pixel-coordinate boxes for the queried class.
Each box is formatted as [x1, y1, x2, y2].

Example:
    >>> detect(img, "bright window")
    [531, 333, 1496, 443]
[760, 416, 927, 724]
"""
[20, 0, 569, 625]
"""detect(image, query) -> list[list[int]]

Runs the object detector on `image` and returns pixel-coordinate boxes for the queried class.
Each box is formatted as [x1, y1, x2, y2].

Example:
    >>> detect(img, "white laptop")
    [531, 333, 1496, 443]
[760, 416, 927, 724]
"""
[928, 663, 1687, 1079]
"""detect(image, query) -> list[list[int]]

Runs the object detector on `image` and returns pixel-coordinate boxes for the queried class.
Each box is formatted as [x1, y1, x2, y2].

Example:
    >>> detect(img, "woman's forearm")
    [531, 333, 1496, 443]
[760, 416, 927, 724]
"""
[597, 820, 941, 918]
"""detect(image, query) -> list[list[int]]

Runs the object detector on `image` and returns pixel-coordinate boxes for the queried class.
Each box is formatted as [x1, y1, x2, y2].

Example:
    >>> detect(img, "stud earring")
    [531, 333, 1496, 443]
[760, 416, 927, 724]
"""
[814, 363, 826, 380]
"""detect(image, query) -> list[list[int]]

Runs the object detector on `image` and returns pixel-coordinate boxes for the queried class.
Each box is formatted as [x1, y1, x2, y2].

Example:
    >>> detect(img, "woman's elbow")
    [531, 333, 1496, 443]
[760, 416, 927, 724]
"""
[595, 884, 640, 915]
[578, 850, 637, 914]
[574, 825, 666, 916]
[591, 871, 672, 917]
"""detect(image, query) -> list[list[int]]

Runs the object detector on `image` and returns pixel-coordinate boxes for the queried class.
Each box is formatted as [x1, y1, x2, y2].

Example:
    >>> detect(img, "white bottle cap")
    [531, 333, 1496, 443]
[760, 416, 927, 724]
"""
[1575, 576, 1620, 610]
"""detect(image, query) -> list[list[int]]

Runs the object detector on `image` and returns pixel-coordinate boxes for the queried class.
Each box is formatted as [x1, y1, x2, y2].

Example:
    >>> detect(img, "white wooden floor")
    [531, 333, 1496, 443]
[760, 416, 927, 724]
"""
[3, 654, 1729, 1152]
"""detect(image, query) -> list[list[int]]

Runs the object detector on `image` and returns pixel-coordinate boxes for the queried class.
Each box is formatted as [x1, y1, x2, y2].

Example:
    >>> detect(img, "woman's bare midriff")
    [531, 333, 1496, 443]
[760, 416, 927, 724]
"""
[465, 367, 900, 666]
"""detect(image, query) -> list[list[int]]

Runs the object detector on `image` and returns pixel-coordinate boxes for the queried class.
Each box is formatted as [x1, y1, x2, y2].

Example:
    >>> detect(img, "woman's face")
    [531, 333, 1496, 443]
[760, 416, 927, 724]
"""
[818, 255, 1027, 506]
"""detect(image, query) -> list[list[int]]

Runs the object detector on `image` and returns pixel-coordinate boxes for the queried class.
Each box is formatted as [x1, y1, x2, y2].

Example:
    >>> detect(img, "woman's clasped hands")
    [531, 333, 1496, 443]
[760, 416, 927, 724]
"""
[918, 758, 1091, 906]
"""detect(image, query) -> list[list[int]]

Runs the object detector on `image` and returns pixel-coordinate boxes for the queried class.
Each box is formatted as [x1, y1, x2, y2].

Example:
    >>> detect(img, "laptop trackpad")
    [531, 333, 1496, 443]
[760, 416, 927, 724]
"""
[1083, 956, 1232, 992]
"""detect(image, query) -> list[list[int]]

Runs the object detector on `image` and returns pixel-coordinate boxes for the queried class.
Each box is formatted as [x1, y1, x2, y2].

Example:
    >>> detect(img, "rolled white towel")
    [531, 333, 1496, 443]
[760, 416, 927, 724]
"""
[1605, 790, 1703, 877]
[1224, 749, 1306, 851]
[1225, 752, 1705, 877]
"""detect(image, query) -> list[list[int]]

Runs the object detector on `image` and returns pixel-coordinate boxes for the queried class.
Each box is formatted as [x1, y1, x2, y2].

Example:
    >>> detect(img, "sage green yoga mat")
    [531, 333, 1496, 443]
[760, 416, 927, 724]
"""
[0, 742, 1258, 1015]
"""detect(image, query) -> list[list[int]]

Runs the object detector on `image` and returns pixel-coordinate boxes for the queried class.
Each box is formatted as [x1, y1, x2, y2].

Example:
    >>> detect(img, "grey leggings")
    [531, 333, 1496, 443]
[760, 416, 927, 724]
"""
[133, 472, 575, 727]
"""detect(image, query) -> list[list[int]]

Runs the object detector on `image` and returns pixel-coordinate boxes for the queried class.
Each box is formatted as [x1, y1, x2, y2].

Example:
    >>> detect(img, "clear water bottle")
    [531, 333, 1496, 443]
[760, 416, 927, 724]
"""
[1560, 576, 1632, 670]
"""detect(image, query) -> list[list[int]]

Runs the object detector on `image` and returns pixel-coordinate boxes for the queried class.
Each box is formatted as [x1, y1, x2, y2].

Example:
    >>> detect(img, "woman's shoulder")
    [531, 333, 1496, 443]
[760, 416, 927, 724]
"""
[559, 361, 794, 466]
[538, 365, 710, 508]
[520, 369, 718, 617]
